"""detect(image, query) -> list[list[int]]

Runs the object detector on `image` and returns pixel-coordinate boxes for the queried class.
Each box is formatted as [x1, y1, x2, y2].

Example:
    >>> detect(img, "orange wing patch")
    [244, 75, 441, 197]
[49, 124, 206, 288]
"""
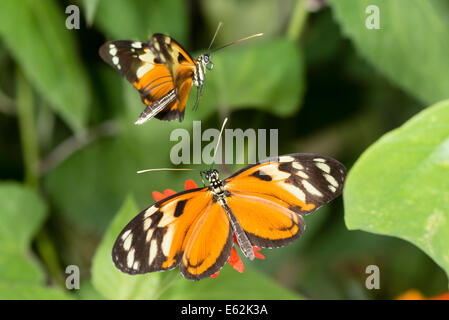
[181, 202, 233, 280]
[226, 193, 305, 248]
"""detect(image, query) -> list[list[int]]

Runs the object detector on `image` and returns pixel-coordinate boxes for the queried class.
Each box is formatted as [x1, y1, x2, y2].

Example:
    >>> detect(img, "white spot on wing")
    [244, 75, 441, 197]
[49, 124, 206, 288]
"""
[302, 180, 323, 197]
[292, 162, 304, 170]
[143, 217, 152, 231]
[161, 227, 174, 256]
[127, 248, 135, 268]
[131, 42, 142, 49]
[316, 162, 331, 173]
[148, 239, 157, 266]
[313, 158, 326, 163]
[139, 50, 155, 63]
[279, 156, 294, 163]
[136, 63, 153, 78]
[296, 170, 309, 179]
[121, 230, 131, 241]
[109, 47, 117, 56]
[123, 234, 133, 251]
[132, 261, 140, 270]
[112, 56, 119, 65]
[324, 173, 339, 188]
[281, 182, 306, 202]
[146, 228, 154, 243]
[329, 185, 337, 193]
[144, 206, 158, 218]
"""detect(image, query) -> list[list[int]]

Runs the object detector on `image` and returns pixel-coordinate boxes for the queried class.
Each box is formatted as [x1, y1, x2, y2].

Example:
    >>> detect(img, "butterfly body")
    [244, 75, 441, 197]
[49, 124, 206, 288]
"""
[112, 153, 346, 280]
[99, 34, 213, 124]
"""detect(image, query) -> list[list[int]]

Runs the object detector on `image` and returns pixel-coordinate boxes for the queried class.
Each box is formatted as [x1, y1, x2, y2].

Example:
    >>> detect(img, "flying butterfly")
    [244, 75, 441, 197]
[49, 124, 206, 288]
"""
[112, 153, 347, 280]
[99, 24, 262, 124]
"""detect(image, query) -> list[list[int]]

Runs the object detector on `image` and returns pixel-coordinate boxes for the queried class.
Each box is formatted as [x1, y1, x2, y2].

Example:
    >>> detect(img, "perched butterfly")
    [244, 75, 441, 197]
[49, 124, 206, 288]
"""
[112, 153, 346, 280]
[99, 26, 262, 124]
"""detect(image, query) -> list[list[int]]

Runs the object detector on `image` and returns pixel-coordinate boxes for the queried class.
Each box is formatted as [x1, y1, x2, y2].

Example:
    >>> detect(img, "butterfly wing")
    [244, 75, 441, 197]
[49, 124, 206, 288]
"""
[112, 187, 232, 280]
[99, 40, 178, 123]
[224, 153, 346, 248]
[99, 35, 197, 123]
[149, 34, 197, 122]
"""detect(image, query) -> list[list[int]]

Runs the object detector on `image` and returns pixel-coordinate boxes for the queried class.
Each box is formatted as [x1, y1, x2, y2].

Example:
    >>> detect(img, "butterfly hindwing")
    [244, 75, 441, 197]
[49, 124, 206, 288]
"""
[224, 153, 346, 248]
[112, 187, 233, 280]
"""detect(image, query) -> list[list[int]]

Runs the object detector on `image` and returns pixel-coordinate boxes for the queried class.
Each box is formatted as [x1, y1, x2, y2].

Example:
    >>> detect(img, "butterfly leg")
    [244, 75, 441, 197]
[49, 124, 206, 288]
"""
[192, 85, 202, 112]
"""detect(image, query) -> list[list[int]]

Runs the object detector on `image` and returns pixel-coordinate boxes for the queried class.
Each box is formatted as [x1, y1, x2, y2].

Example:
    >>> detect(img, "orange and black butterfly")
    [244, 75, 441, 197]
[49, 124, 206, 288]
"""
[112, 153, 346, 280]
[99, 28, 262, 124]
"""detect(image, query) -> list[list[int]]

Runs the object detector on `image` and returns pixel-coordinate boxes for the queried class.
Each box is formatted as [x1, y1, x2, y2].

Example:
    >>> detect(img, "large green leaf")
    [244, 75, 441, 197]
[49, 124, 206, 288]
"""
[0, 182, 47, 254]
[92, 196, 162, 299]
[344, 99, 449, 281]
[94, 0, 188, 43]
[0, 182, 73, 299]
[0, 182, 46, 285]
[330, 0, 449, 104]
[0, 0, 92, 131]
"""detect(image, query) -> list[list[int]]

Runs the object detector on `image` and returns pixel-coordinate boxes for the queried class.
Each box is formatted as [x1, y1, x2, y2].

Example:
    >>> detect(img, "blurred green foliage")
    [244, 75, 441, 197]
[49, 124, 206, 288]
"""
[0, 0, 448, 300]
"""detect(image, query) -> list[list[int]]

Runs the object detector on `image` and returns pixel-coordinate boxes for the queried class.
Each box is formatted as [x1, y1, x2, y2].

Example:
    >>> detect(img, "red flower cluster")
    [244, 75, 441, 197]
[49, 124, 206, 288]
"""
[152, 179, 265, 279]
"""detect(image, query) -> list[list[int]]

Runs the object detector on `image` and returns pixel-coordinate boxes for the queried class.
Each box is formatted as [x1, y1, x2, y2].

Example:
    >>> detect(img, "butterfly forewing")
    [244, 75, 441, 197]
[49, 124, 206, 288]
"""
[112, 186, 234, 280]
[99, 35, 198, 123]
[223, 153, 346, 248]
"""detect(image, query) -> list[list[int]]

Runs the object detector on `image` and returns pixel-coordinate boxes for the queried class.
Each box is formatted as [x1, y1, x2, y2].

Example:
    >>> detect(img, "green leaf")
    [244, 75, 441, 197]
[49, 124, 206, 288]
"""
[0, 0, 92, 131]
[0, 182, 48, 285]
[0, 182, 47, 253]
[160, 265, 301, 300]
[0, 282, 73, 300]
[94, 0, 188, 43]
[92, 195, 162, 299]
[344, 99, 449, 281]
[0, 249, 44, 284]
[330, 0, 449, 104]
[80, 0, 100, 26]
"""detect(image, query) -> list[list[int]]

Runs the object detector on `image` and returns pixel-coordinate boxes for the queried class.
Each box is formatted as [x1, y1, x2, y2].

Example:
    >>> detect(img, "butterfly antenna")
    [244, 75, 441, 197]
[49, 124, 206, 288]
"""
[212, 117, 228, 163]
[137, 168, 195, 174]
[211, 33, 263, 53]
[208, 21, 223, 51]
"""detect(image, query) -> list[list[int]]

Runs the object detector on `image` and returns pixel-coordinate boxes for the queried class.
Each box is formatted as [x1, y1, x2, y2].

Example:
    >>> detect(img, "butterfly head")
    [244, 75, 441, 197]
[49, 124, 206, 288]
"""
[203, 169, 219, 182]
[196, 53, 214, 77]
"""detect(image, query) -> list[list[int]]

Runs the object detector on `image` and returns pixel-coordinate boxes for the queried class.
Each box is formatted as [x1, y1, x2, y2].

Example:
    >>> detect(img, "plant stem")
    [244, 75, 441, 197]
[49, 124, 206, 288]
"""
[16, 69, 39, 189]
[16, 68, 65, 288]
[287, 0, 309, 41]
